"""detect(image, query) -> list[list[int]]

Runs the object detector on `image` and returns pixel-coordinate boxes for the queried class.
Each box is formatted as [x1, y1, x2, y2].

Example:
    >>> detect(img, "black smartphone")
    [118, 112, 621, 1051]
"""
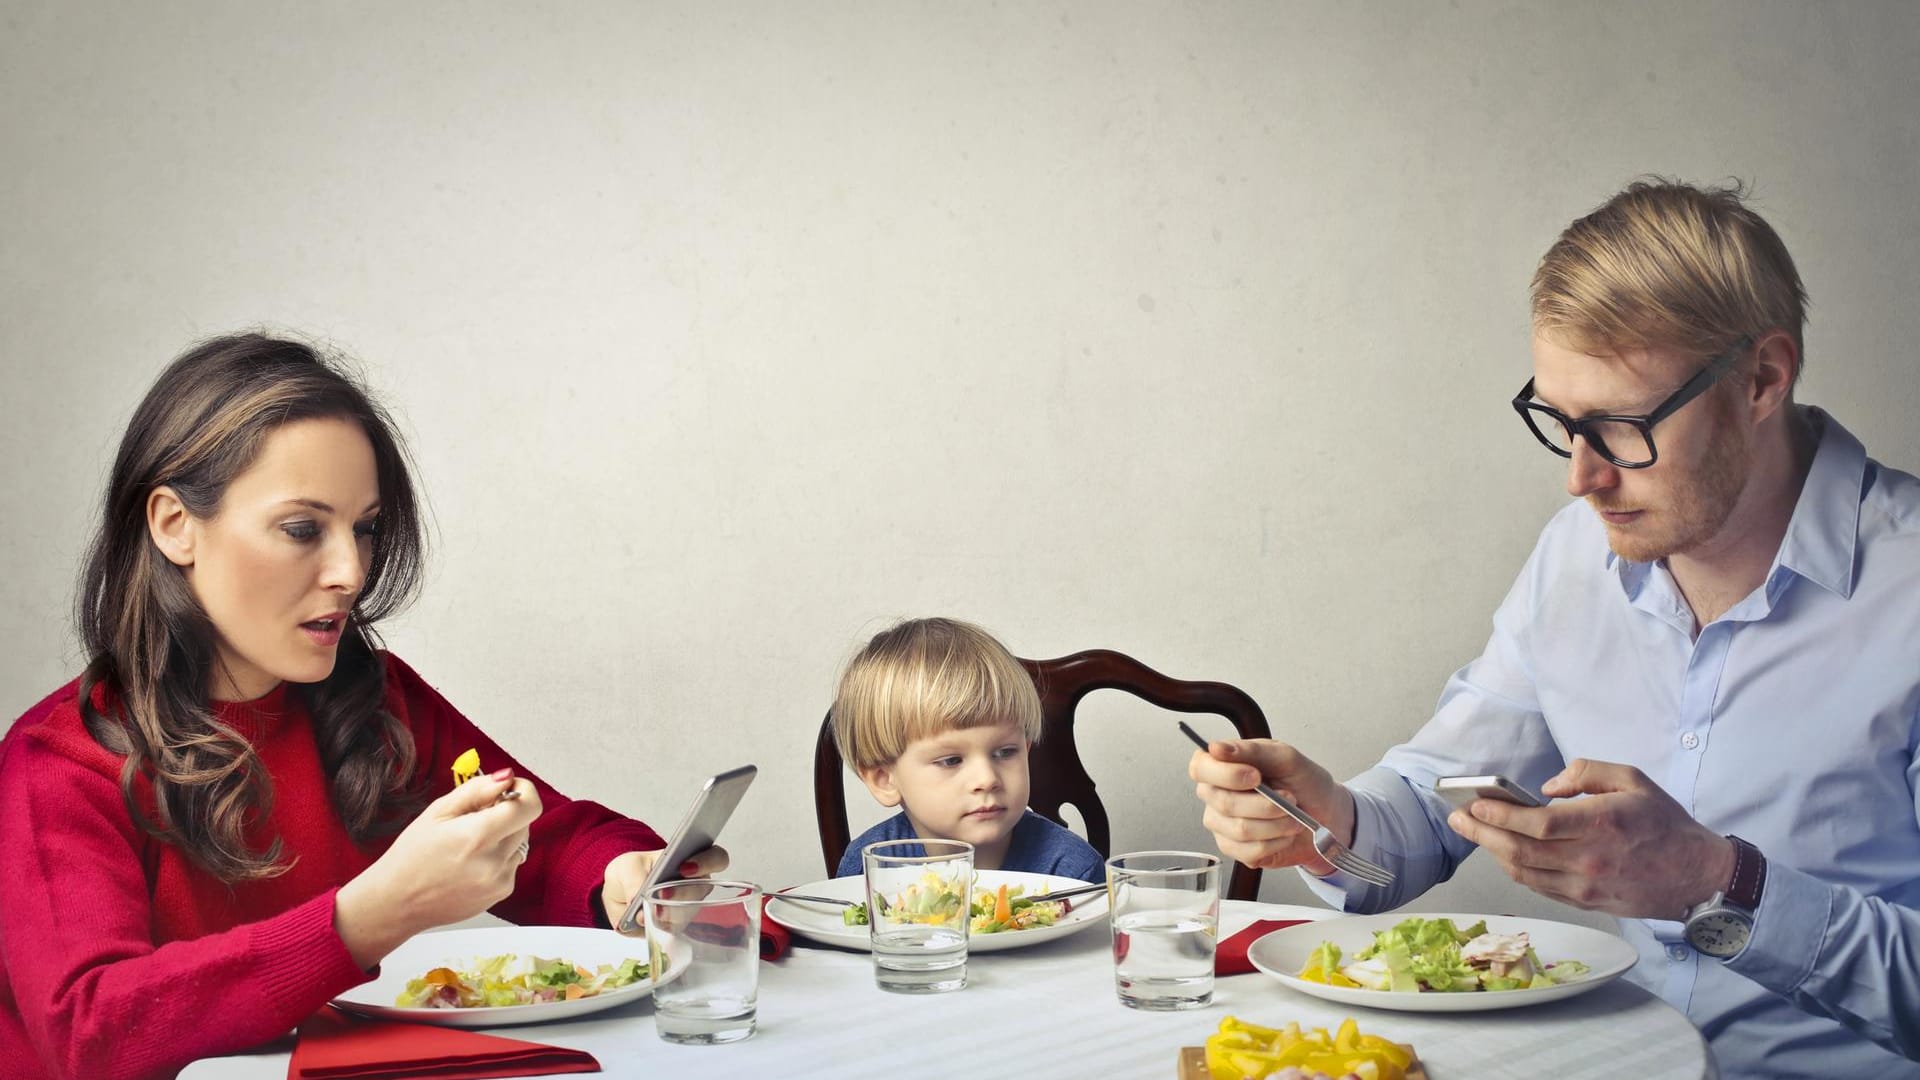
[615, 764, 757, 934]
[1434, 774, 1546, 811]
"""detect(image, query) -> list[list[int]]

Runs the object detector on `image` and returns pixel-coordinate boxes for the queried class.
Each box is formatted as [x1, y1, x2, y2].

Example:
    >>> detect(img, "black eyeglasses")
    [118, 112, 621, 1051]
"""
[1511, 337, 1750, 468]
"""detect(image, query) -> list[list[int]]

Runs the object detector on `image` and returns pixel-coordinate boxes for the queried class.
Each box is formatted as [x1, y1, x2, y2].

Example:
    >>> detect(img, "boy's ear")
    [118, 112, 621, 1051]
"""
[147, 486, 197, 568]
[856, 763, 903, 808]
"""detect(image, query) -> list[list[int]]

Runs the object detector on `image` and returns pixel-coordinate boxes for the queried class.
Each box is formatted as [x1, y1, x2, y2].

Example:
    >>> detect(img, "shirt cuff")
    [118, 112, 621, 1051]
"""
[1296, 863, 1357, 908]
[1293, 775, 1407, 912]
[1725, 855, 1829, 993]
[1299, 769, 1465, 914]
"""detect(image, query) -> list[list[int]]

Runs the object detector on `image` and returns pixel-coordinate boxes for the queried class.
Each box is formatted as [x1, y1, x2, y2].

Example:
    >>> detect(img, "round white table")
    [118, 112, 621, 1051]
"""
[183, 902, 1715, 1079]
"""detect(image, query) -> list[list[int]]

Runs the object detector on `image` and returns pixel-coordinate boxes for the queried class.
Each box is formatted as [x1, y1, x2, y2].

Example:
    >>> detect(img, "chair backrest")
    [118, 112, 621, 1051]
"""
[813, 648, 1272, 901]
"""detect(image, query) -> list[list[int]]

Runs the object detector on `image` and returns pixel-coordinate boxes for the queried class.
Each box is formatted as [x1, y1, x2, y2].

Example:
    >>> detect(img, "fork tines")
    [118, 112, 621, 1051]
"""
[1329, 848, 1394, 888]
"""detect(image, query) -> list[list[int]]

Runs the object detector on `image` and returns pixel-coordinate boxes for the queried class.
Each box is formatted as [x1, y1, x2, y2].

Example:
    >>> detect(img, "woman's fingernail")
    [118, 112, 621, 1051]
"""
[679, 861, 700, 876]
[489, 766, 514, 782]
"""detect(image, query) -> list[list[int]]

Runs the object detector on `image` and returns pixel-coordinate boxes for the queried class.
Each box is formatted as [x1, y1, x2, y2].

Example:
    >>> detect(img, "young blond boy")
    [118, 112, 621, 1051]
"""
[831, 617, 1104, 882]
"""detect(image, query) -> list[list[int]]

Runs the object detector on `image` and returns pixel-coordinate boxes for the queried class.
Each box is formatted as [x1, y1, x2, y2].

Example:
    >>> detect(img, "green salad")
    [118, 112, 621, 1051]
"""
[1299, 916, 1591, 993]
[841, 875, 1066, 934]
[396, 953, 653, 1009]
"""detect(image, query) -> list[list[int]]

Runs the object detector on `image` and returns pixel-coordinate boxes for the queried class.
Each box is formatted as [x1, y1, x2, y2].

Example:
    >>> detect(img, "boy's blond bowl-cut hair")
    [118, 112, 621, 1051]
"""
[832, 618, 1044, 770]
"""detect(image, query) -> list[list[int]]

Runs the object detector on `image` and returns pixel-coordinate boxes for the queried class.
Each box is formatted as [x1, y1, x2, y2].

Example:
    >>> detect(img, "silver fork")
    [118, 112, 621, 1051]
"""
[775, 892, 857, 907]
[1177, 722, 1395, 888]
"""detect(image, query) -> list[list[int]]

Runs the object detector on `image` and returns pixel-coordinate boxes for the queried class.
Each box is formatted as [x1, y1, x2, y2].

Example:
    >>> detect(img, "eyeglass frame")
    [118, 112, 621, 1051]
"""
[1511, 336, 1751, 469]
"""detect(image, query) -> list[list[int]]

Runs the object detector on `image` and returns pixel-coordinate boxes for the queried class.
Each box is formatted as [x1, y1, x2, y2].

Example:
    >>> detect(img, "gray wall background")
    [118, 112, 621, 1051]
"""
[4, 1, 1917, 925]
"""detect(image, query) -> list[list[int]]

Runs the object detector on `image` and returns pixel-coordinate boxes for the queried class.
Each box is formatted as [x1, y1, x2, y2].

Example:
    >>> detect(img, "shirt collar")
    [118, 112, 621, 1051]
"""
[1603, 406, 1865, 601]
[1772, 406, 1864, 599]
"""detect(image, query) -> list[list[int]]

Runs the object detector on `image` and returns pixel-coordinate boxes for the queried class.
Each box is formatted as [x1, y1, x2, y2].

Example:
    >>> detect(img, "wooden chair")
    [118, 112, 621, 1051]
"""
[813, 648, 1272, 901]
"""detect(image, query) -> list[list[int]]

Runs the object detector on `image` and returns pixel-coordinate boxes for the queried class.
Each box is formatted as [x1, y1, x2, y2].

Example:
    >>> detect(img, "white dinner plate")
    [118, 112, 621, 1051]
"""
[766, 870, 1108, 952]
[1247, 912, 1637, 1013]
[332, 925, 685, 1027]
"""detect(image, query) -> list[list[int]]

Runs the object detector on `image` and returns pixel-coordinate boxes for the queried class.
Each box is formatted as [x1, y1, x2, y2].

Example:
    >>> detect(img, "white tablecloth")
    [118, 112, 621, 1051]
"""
[182, 902, 1714, 1079]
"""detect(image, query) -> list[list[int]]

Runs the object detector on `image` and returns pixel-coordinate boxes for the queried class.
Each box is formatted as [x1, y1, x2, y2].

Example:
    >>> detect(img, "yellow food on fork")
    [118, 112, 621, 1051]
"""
[1204, 1016, 1414, 1080]
[451, 747, 523, 802]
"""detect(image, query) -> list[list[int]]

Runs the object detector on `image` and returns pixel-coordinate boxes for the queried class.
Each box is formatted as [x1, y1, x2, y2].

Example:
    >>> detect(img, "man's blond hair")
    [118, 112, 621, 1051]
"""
[1531, 178, 1808, 381]
[832, 618, 1043, 770]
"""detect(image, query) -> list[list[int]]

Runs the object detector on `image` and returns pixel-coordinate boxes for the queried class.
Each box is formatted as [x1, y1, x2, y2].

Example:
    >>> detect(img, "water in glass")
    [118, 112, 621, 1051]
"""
[647, 880, 761, 1044]
[1112, 909, 1216, 1009]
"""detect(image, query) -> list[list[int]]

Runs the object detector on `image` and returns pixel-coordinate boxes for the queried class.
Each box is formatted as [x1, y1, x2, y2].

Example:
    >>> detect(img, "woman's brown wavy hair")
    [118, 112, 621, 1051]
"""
[76, 333, 428, 881]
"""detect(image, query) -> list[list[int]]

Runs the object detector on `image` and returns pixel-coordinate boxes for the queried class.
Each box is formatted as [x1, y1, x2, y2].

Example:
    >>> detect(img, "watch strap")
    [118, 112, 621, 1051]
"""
[1724, 834, 1766, 913]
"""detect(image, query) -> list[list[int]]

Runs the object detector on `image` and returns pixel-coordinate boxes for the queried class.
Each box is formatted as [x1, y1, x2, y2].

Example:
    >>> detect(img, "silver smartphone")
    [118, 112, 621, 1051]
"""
[615, 764, 757, 933]
[1434, 774, 1545, 811]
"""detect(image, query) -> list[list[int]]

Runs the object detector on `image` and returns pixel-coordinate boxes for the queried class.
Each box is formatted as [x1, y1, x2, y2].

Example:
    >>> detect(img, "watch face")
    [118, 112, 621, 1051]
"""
[1687, 911, 1751, 958]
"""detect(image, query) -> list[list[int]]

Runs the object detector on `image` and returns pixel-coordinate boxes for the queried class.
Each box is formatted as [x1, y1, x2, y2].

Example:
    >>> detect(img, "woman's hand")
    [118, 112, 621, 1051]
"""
[333, 768, 543, 969]
[601, 846, 731, 934]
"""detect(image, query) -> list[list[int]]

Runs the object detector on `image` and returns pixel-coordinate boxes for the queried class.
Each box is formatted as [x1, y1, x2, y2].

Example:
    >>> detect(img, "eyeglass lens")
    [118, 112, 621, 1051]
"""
[1531, 410, 1656, 467]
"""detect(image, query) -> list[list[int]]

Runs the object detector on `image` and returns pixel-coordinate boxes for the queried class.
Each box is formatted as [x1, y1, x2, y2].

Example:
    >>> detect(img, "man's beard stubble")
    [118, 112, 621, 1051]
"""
[1595, 406, 1752, 564]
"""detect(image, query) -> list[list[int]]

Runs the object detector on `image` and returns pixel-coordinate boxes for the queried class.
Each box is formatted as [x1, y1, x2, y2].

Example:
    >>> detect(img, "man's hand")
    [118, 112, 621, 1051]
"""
[1446, 758, 1735, 920]
[1189, 738, 1355, 875]
[601, 845, 731, 933]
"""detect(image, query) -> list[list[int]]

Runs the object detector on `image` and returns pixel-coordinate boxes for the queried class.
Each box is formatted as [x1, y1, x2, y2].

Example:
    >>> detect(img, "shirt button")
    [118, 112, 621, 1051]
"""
[1668, 944, 1691, 962]
[1681, 732, 1700, 750]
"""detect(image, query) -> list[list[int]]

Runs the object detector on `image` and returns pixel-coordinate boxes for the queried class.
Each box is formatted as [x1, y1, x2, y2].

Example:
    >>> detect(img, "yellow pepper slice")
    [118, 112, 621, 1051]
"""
[1334, 1017, 1360, 1052]
[1203, 1015, 1411, 1080]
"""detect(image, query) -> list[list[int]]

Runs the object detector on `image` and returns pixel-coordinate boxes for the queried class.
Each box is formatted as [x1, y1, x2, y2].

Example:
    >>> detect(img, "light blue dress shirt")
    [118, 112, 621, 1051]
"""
[1304, 409, 1920, 1079]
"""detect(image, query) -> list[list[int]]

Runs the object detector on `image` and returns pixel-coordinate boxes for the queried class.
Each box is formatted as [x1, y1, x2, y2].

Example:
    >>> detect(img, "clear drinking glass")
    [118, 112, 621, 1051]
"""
[863, 838, 973, 993]
[1107, 850, 1221, 1010]
[645, 880, 761, 1044]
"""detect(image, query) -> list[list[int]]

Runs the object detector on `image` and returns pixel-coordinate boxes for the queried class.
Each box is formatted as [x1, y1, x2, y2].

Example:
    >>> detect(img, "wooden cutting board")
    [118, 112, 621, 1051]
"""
[1177, 1045, 1428, 1079]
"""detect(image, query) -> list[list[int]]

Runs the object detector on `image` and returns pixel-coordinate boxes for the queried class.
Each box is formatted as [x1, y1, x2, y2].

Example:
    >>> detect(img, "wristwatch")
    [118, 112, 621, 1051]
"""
[1682, 835, 1766, 959]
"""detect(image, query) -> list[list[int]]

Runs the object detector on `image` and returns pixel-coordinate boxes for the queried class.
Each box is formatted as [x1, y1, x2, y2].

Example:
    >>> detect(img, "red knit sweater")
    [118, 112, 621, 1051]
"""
[0, 654, 663, 1080]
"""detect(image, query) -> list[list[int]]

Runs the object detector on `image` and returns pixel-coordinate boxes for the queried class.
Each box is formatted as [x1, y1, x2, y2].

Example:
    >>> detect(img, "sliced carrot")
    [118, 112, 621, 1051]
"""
[994, 883, 1012, 924]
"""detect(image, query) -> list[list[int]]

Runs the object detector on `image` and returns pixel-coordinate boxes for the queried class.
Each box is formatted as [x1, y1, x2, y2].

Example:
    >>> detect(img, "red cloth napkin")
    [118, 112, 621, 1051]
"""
[287, 1006, 600, 1079]
[759, 895, 792, 960]
[678, 896, 790, 962]
[1215, 919, 1310, 976]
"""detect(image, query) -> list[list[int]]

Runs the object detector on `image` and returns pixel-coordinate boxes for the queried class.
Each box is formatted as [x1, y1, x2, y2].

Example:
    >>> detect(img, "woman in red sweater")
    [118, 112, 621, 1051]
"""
[0, 334, 720, 1079]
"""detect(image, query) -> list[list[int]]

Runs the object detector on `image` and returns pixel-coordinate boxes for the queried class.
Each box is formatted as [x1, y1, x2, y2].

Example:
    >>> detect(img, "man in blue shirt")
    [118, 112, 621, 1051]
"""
[1190, 180, 1919, 1078]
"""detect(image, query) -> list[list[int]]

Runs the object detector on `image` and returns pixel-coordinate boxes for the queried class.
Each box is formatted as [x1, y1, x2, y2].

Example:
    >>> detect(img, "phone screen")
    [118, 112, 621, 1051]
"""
[615, 764, 756, 933]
